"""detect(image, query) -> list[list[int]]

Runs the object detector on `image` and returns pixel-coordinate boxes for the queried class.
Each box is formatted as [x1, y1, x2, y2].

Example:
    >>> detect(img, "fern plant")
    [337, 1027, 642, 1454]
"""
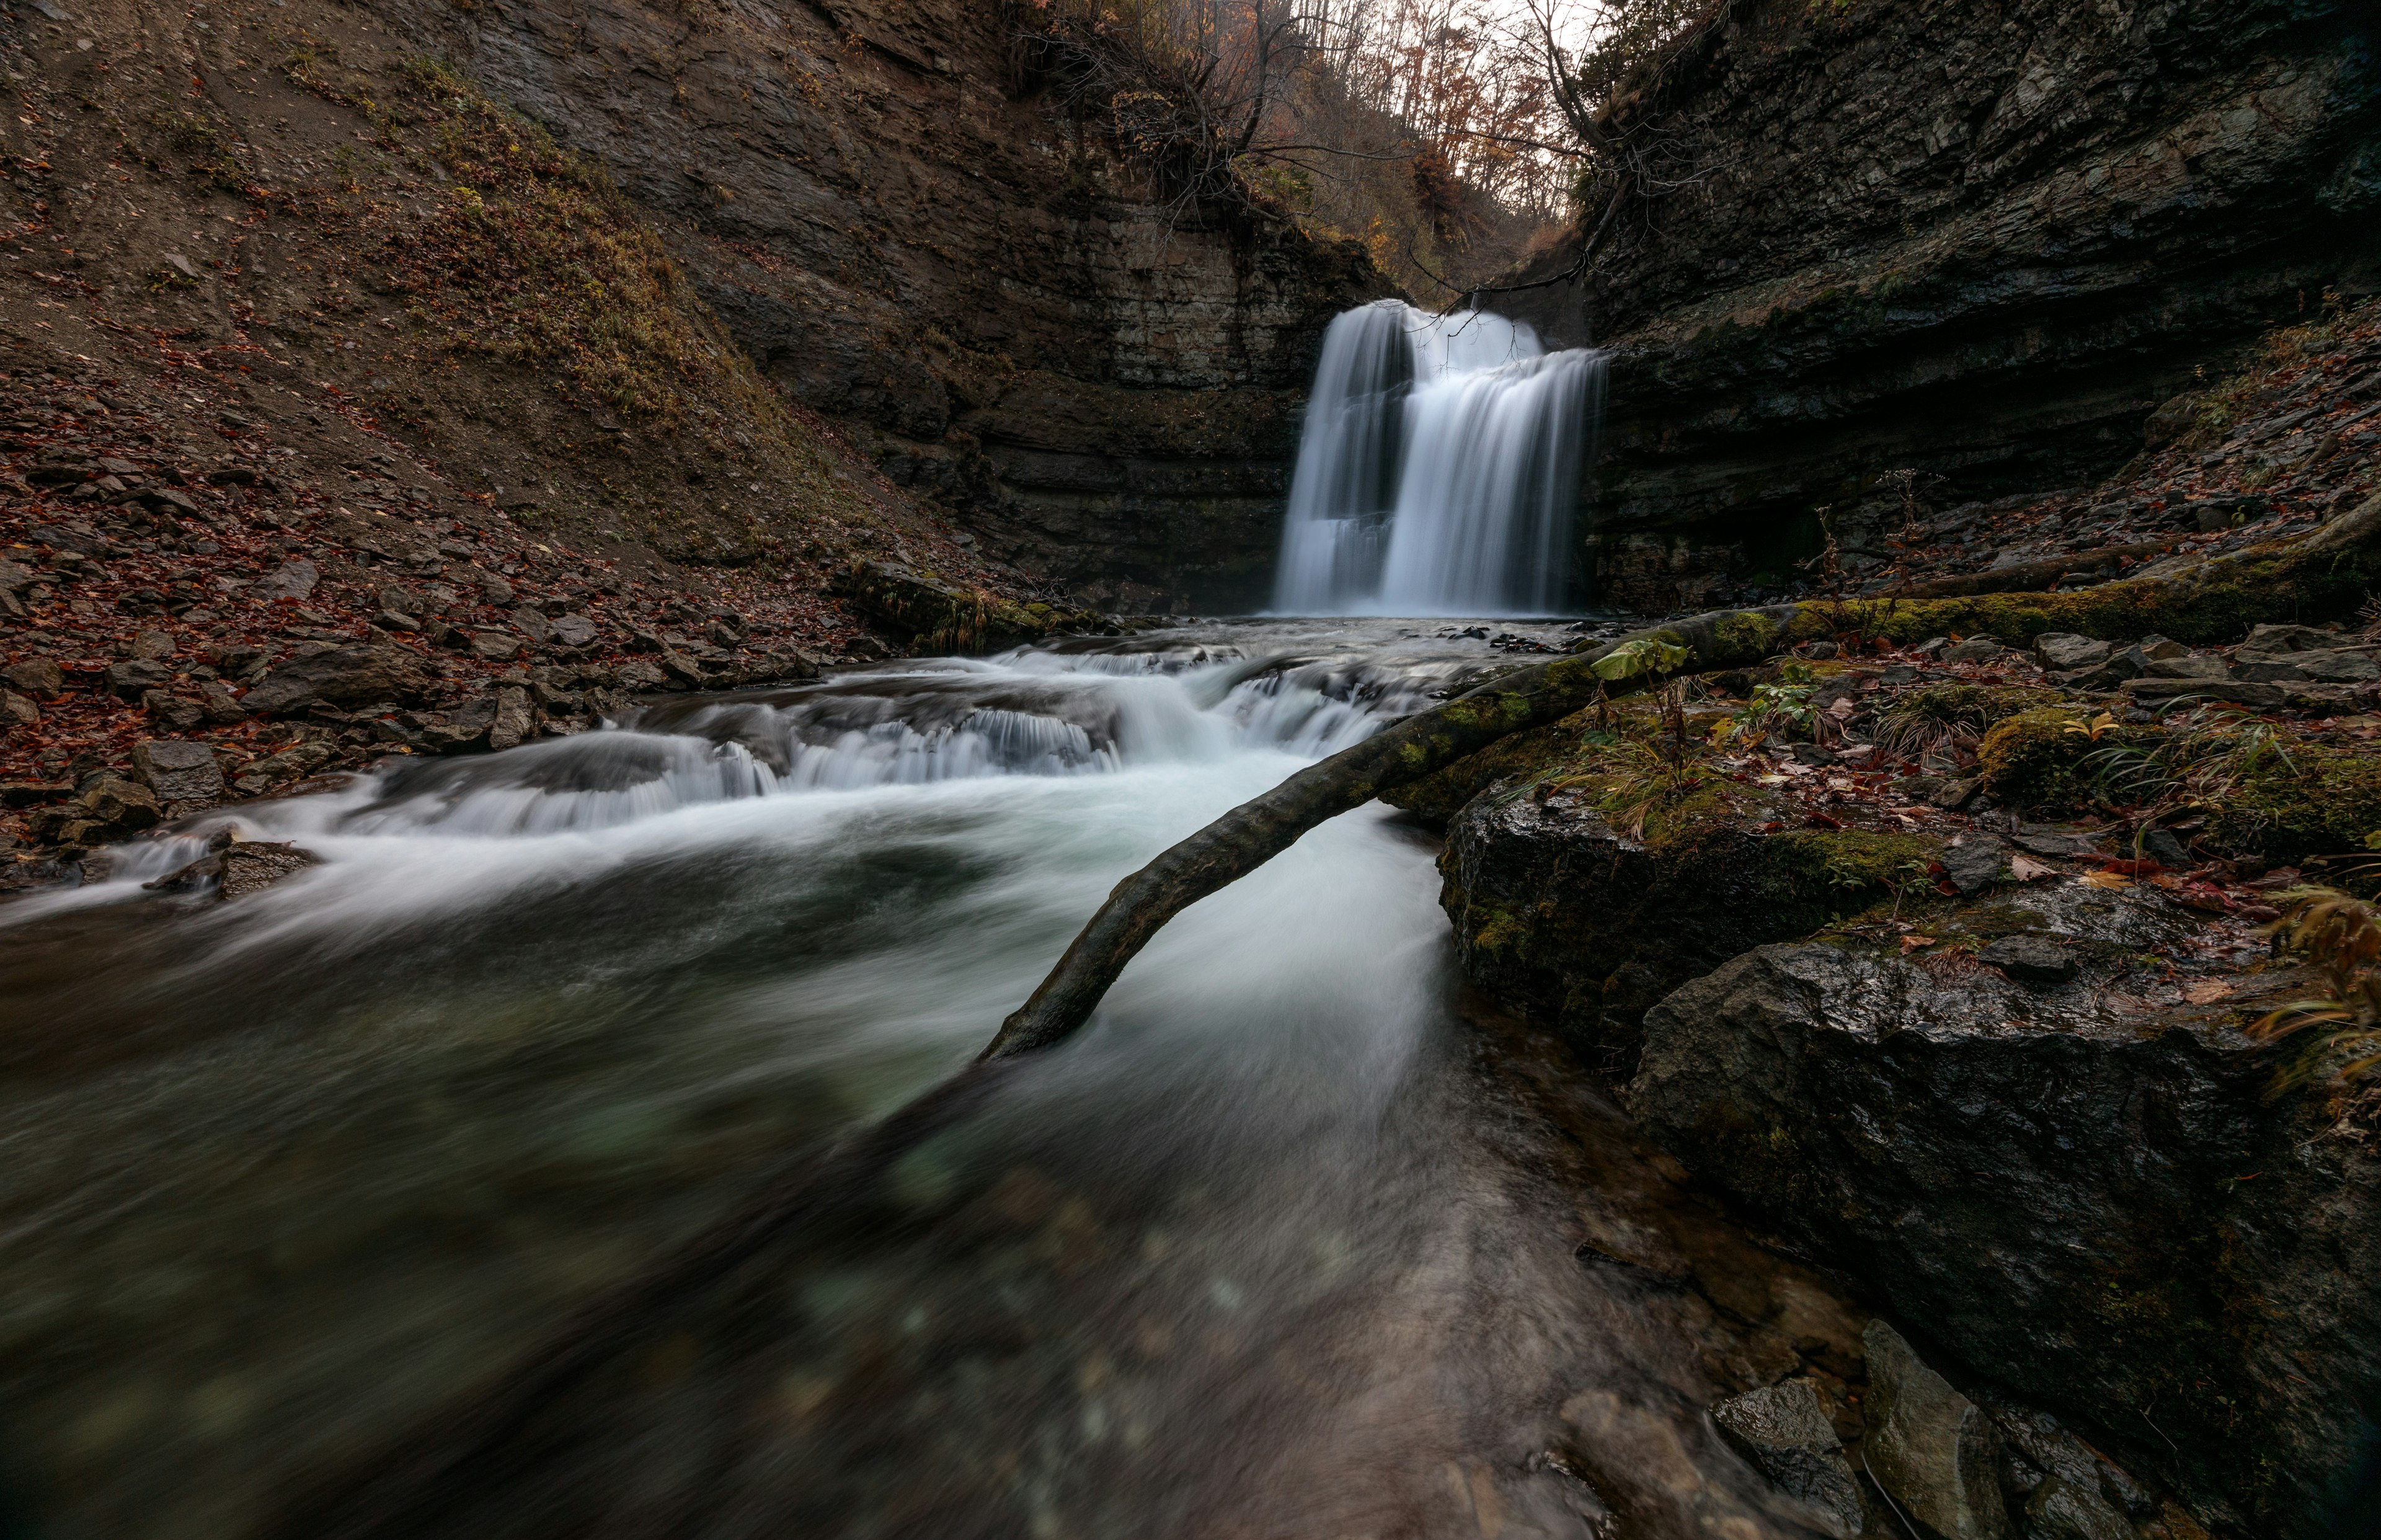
[2253, 888, 2381, 1092]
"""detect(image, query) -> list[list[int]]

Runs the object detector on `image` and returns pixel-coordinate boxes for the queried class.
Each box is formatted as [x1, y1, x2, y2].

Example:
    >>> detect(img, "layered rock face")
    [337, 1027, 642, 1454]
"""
[383, 0, 1383, 611]
[1505, 0, 2381, 608]
[1629, 883, 2381, 1536]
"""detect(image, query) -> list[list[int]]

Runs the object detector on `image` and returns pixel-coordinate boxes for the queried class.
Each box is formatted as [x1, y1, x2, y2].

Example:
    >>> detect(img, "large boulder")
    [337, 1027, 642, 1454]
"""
[239, 643, 440, 716]
[1432, 761, 1938, 1069]
[834, 561, 1101, 655]
[1627, 882, 2381, 1534]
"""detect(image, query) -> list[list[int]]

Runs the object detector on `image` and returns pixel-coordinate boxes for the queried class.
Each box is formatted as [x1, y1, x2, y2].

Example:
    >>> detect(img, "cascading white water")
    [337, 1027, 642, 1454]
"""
[1272, 299, 1605, 617]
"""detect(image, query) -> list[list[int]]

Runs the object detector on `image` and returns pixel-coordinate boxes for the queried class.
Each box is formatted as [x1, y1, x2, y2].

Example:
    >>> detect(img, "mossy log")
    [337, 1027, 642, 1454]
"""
[1788, 492, 2381, 648]
[989, 492, 2381, 1059]
[982, 603, 1801, 1056]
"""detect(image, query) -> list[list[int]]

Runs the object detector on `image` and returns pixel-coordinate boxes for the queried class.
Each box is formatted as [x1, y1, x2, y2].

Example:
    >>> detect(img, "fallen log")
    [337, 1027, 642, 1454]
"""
[1889, 536, 2179, 599]
[988, 490, 2381, 1057]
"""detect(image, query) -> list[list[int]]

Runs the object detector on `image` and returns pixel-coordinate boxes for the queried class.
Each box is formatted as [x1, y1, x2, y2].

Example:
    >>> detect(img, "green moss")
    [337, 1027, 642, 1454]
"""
[2237, 745, 2381, 862]
[1770, 828, 1941, 892]
[1780, 524, 2381, 648]
[1977, 707, 2096, 806]
[1713, 609, 1783, 659]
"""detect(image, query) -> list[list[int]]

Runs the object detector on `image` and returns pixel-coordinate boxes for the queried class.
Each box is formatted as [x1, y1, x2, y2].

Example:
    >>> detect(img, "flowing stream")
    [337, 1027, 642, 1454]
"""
[1, 624, 1863, 1540]
[1272, 301, 1607, 617]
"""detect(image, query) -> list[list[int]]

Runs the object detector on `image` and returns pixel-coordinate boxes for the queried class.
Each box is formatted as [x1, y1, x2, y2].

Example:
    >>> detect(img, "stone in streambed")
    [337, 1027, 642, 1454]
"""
[1711, 1379, 1864, 1538]
[2024, 1476, 2142, 1540]
[241, 644, 439, 716]
[216, 839, 321, 898]
[1940, 833, 2007, 895]
[1863, 1321, 2013, 1539]
[1977, 932, 2076, 984]
[487, 686, 534, 751]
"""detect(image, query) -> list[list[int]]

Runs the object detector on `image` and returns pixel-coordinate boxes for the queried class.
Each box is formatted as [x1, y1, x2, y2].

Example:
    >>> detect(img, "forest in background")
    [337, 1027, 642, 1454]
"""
[1014, 0, 1713, 303]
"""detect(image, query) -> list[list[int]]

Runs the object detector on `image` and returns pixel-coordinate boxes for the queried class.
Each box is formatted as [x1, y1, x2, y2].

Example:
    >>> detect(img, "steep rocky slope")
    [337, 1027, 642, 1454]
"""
[0, 0, 1376, 873]
[1505, 0, 2381, 608]
[374, 0, 1383, 611]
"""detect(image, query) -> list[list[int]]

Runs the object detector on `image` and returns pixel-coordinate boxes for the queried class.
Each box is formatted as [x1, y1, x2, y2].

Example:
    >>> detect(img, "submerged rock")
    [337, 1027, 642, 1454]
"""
[216, 839, 321, 899]
[1711, 1379, 1864, 1538]
[1627, 882, 2381, 1533]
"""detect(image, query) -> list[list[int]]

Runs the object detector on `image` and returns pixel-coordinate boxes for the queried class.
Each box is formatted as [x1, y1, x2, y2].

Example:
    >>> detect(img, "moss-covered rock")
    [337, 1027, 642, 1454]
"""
[834, 561, 1102, 655]
[1436, 763, 1940, 1069]
[1976, 707, 2098, 807]
[2237, 745, 2381, 862]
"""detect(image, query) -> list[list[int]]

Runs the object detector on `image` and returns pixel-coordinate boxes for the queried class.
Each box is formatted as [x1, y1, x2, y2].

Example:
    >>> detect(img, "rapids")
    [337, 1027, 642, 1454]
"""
[1, 621, 1863, 1540]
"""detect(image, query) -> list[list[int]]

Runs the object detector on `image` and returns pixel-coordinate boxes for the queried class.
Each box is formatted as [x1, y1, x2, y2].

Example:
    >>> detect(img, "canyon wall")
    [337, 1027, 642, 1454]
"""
[383, 0, 1385, 612]
[1505, 0, 2381, 608]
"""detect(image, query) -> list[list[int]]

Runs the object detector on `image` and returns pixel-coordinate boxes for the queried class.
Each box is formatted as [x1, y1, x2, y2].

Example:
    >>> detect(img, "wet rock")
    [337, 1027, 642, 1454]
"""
[1863, 1321, 2013, 1539]
[613, 658, 667, 691]
[2033, 634, 2111, 671]
[511, 606, 556, 645]
[1940, 833, 2007, 895]
[240, 645, 438, 716]
[1979, 1392, 2151, 1536]
[216, 839, 321, 898]
[198, 680, 251, 724]
[487, 686, 534, 752]
[1435, 777, 1940, 1066]
[1711, 1380, 1863, 1538]
[4, 656, 65, 697]
[143, 691, 206, 733]
[245, 742, 334, 784]
[2025, 1476, 2142, 1540]
[2140, 827, 2191, 869]
[1627, 882, 2381, 1532]
[131, 739, 224, 805]
[1976, 932, 2076, 984]
[835, 560, 1098, 655]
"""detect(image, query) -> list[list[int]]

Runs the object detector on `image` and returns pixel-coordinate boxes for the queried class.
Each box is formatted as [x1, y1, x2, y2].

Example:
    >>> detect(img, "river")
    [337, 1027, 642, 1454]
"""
[1, 619, 1863, 1539]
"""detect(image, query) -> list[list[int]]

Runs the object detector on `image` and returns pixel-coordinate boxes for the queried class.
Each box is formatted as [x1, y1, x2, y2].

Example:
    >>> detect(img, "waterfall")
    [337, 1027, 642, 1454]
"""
[1272, 298, 1605, 616]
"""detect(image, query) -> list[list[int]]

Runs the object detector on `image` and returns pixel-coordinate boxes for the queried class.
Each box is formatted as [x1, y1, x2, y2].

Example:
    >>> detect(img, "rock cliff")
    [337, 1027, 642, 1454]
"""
[379, 0, 1386, 611]
[1504, 0, 2381, 608]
